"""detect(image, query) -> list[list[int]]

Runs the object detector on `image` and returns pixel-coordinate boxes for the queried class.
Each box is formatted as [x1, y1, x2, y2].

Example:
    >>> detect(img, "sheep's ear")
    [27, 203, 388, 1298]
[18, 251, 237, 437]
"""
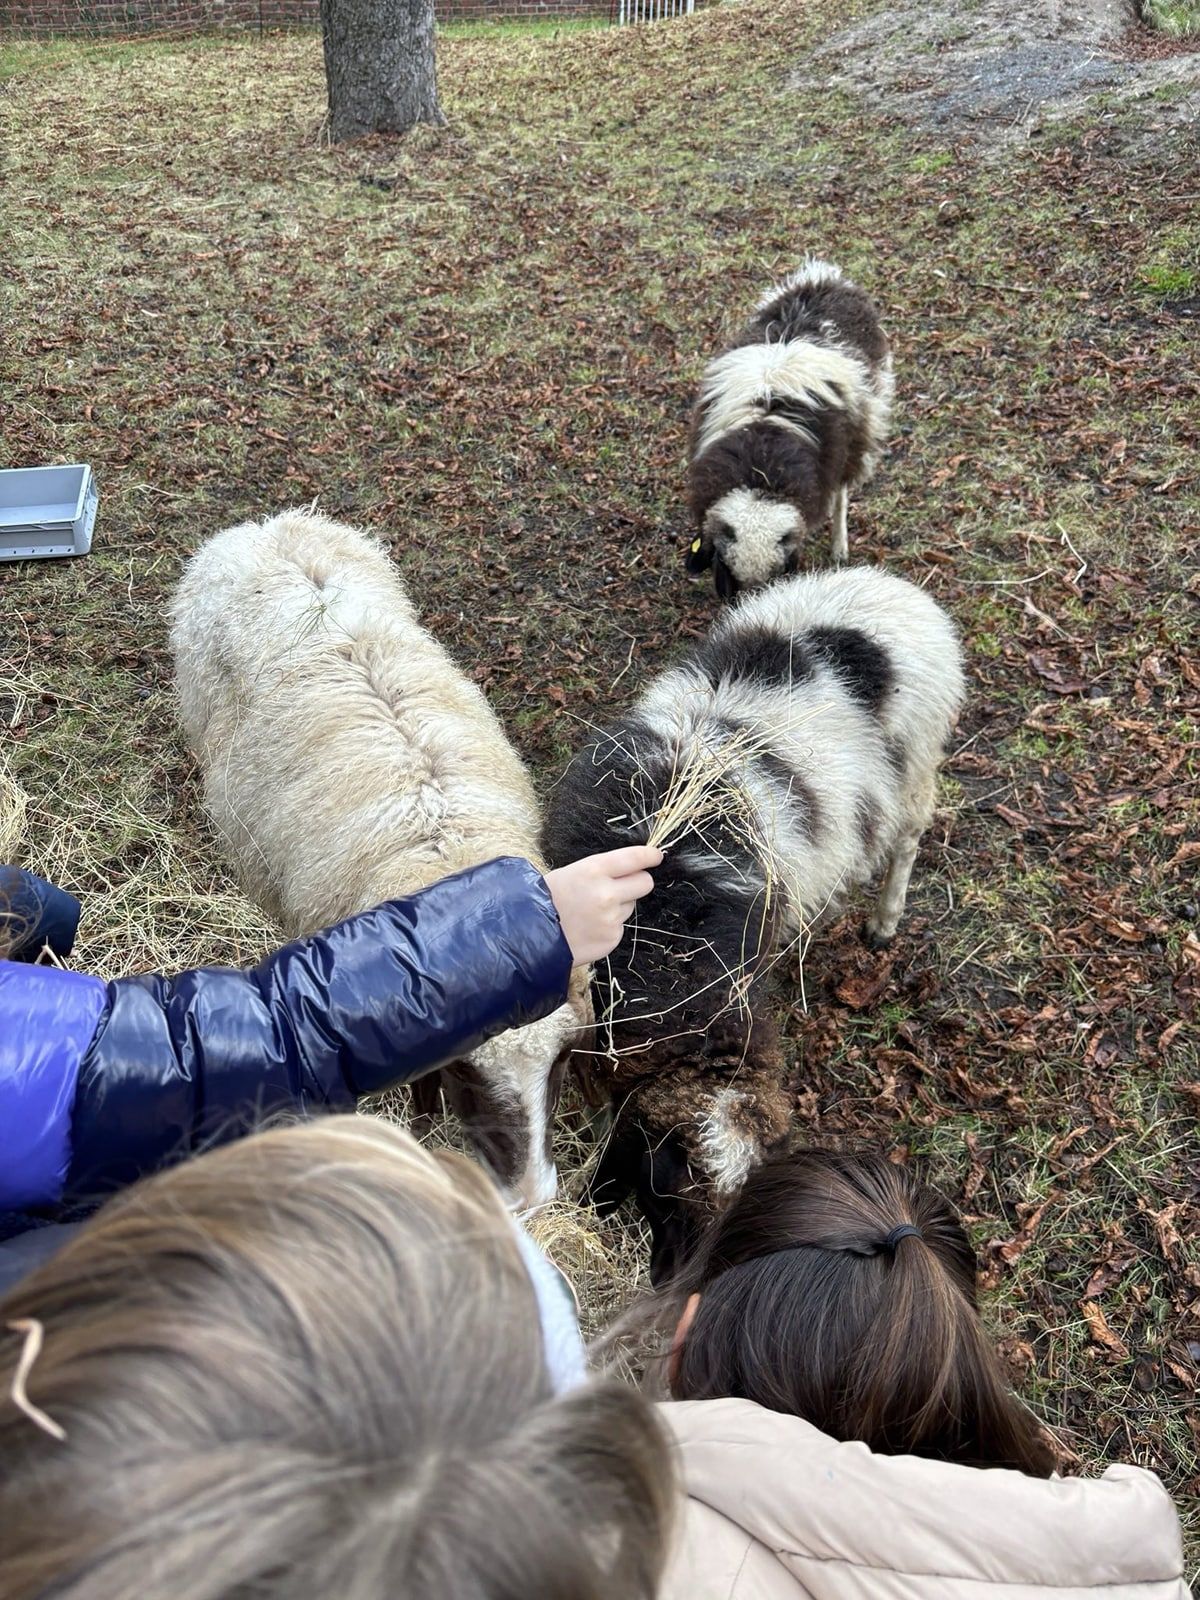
[685, 532, 714, 575]
[713, 554, 740, 601]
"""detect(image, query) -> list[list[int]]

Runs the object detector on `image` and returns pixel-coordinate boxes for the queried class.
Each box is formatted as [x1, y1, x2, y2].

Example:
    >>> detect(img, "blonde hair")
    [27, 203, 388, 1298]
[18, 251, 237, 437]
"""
[0, 1117, 673, 1600]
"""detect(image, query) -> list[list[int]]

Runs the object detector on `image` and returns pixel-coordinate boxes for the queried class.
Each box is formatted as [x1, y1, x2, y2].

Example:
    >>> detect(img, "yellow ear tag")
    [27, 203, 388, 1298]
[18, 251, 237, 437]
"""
[690, 538, 702, 554]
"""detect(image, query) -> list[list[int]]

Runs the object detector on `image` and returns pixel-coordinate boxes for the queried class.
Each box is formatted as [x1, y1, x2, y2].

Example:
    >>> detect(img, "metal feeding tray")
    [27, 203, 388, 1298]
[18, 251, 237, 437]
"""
[0, 465, 98, 562]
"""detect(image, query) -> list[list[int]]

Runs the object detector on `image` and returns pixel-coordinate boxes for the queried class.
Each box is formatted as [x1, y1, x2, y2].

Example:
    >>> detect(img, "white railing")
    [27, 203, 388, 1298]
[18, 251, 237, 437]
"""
[616, 0, 693, 23]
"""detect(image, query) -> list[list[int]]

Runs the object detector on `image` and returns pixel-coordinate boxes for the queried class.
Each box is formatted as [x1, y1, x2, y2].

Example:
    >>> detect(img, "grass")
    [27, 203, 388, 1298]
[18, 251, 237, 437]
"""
[1, 0, 1198, 1574]
[1140, 0, 1200, 35]
[0, 9, 602, 70]
[440, 15, 608, 36]
[1139, 261, 1198, 296]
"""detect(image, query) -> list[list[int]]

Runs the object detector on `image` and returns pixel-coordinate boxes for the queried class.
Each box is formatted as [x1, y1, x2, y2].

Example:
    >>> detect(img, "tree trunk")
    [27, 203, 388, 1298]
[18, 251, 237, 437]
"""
[319, 0, 444, 143]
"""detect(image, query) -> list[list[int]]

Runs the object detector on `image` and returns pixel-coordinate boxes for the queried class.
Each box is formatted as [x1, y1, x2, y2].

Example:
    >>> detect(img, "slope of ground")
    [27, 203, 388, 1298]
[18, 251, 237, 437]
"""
[1, 0, 1197, 1568]
[797, 0, 1200, 146]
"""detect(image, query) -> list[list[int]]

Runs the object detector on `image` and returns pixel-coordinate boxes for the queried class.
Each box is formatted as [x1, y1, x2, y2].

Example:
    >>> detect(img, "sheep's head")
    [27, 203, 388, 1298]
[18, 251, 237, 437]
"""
[443, 966, 593, 1213]
[687, 488, 804, 599]
[586, 1020, 794, 1284]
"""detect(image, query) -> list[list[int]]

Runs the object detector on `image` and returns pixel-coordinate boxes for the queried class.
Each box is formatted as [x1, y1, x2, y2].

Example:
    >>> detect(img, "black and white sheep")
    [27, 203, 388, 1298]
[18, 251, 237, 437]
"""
[169, 509, 591, 1211]
[544, 565, 964, 1281]
[685, 258, 893, 596]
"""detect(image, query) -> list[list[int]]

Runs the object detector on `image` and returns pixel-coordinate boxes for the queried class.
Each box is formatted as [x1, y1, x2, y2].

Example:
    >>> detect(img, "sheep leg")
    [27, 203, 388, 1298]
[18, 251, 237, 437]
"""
[407, 1071, 443, 1141]
[864, 831, 922, 950]
[831, 487, 850, 563]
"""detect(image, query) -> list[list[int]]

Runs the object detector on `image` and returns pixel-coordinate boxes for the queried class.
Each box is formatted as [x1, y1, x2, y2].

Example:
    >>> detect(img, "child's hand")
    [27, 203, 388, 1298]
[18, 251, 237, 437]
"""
[544, 846, 664, 965]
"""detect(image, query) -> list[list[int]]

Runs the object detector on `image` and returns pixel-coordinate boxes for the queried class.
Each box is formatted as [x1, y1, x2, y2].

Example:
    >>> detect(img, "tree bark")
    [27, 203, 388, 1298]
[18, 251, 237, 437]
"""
[320, 0, 444, 143]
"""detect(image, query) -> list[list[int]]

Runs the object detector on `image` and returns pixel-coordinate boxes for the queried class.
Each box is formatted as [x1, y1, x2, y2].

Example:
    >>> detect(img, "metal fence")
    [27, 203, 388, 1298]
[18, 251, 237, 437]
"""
[0, 0, 610, 33]
[613, 0, 692, 20]
[1, 0, 699, 38]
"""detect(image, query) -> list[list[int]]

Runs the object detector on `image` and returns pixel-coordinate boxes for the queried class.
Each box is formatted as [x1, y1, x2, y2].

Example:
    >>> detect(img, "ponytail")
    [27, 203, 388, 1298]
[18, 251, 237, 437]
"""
[670, 1148, 1056, 1477]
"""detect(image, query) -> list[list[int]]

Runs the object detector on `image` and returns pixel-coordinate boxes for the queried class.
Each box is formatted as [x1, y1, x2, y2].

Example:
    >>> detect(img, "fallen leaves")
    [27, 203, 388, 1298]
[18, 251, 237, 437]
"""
[833, 957, 897, 1011]
[1145, 1201, 1187, 1271]
[992, 1196, 1057, 1266]
[1084, 1252, 1138, 1300]
[1083, 1300, 1130, 1361]
[1028, 649, 1088, 696]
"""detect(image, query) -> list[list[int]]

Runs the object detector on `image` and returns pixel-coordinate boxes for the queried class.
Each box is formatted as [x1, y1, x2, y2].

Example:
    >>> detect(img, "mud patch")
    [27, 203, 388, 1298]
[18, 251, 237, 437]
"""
[794, 0, 1200, 147]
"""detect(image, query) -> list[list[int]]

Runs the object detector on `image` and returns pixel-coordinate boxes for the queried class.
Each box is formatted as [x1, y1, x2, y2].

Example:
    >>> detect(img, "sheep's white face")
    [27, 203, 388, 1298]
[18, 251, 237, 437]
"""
[703, 488, 803, 596]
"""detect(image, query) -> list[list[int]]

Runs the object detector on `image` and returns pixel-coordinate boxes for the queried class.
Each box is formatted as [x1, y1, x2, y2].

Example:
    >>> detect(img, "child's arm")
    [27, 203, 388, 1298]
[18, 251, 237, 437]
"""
[0, 850, 658, 1211]
[0, 868, 83, 962]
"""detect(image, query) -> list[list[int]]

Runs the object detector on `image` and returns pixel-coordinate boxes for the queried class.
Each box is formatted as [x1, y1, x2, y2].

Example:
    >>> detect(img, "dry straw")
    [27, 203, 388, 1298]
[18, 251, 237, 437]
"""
[580, 705, 834, 1057]
[0, 758, 29, 861]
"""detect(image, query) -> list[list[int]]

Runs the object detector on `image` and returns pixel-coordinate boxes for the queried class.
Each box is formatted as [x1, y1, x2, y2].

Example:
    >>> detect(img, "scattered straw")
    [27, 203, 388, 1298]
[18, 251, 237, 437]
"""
[377, 1084, 651, 1342]
[0, 759, 29, 861]
[641, 723, 776, 854]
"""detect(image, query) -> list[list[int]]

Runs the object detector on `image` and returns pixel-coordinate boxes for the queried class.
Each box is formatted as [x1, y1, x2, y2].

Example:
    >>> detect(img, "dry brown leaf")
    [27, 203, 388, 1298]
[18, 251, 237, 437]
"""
[1147, 1202, 1184, 1267]
[1084, 1251, 1137, 1299]
[1029, 650, 1087, 695]
[833, 960, 896, 1011]
[992, 1196, 1054, 1265]
[928, 453, 968, 488]
[1157, 1020, 1187, 1053]
[962, 1131, 989, 1208]
[1082, 1300, 1130, 1360]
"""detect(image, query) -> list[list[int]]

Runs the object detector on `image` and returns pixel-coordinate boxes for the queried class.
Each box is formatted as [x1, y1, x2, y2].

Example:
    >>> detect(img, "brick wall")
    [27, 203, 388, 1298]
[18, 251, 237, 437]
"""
[1, 0, 610, 37]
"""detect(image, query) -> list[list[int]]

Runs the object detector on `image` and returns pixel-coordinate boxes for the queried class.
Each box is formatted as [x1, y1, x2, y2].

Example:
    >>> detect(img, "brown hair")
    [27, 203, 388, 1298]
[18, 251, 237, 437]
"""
[668, 1148, 1056, 1477]
[0, 1117, 674, 1600]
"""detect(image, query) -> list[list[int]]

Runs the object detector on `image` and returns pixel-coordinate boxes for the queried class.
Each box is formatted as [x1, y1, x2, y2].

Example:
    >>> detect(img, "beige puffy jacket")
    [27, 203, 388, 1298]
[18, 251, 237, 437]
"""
[660, 1398, 1191, 1600]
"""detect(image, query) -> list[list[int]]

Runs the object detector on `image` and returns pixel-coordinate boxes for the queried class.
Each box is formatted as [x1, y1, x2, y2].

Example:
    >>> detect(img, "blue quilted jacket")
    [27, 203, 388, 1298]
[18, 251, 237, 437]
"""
[0, 858, 572, 1217]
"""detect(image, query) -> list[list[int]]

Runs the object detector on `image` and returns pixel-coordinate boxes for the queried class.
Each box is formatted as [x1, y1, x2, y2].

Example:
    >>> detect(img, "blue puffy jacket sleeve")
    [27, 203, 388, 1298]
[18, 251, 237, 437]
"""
[0, 868, 82, 962]
[1, 857, 572, 1210]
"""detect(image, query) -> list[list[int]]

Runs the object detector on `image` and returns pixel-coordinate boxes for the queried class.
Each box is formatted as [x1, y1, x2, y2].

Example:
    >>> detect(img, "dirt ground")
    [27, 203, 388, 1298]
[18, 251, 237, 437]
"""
[797, 0, 1200, 146]
[1, 0, 1198, 1571]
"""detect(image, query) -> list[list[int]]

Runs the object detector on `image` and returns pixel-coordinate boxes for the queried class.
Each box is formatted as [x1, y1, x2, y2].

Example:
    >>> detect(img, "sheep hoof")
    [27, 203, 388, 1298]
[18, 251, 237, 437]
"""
[861, 920, 895, 952]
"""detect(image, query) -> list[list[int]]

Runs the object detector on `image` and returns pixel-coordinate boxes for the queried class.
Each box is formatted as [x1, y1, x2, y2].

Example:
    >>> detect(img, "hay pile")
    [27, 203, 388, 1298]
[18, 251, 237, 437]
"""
[0, 759, 29, 861]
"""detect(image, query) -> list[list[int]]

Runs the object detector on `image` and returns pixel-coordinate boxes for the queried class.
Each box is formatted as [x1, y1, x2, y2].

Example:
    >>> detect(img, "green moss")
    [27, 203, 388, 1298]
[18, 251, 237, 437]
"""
[908, 149, 954, 173]
[1138, 261, 1197, 296]
[1139, 0, 1200, 36]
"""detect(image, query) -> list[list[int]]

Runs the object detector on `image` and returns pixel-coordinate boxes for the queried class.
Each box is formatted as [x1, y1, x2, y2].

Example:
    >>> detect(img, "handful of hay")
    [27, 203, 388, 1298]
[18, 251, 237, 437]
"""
[637, 707, 831, 909]
[579, 705, 835, 1053]
[642, 724, 770, 854]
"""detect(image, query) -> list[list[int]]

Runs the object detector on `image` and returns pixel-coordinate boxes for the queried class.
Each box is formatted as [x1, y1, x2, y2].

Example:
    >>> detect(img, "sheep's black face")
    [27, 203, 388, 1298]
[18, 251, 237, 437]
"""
[587, 1124, 703, 1286]
[440, 1059, 529, 1204]
[685, 532, 715, 578]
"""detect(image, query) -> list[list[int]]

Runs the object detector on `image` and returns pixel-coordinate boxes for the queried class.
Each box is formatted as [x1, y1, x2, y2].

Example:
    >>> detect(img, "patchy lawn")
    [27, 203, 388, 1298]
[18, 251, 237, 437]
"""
[1, 0, 1197, 1567]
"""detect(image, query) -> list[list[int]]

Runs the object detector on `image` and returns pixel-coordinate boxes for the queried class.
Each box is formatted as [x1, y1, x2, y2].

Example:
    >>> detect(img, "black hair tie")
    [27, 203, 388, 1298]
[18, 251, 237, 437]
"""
[881, 1223, 922, 1252]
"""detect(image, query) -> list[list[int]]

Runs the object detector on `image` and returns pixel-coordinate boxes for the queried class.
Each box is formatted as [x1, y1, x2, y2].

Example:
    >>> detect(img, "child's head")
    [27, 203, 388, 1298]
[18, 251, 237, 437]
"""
[0, 1117, 673, 1600]
[667, 1147, 1056, 1477]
